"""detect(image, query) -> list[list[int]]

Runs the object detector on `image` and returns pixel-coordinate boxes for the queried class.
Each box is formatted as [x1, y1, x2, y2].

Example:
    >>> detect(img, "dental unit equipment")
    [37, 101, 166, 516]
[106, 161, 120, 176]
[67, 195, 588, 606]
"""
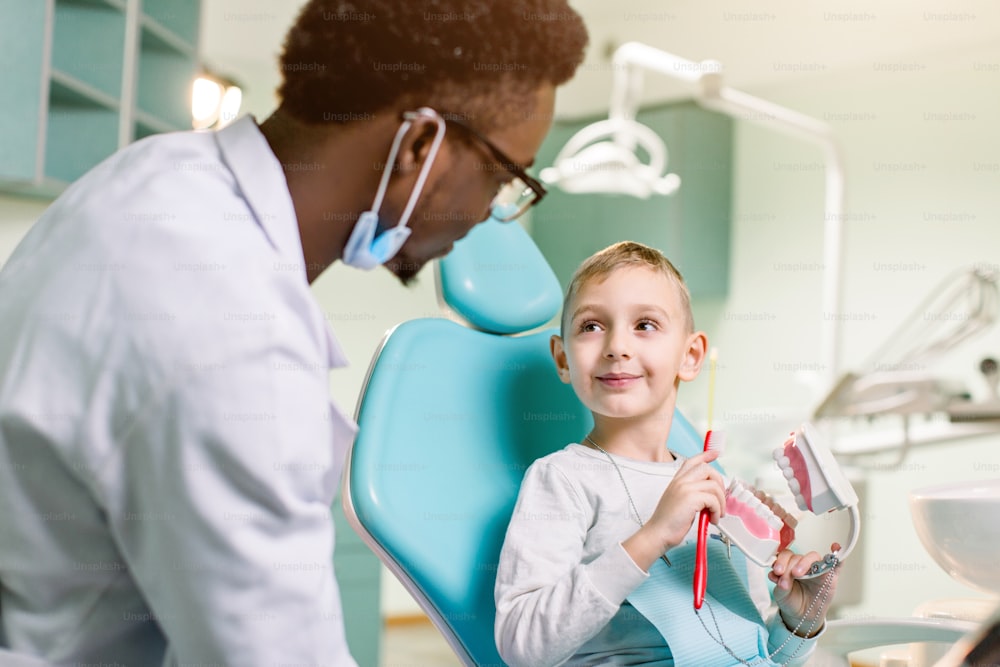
[541, 42, 848, 387]
[815, 265, 999, 421]
[813, 265, 1000, 463]
[715, 423, 861, 578]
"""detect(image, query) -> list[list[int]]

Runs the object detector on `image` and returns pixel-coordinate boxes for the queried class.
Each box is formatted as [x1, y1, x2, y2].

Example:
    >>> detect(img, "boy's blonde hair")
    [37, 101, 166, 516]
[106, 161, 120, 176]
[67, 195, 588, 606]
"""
[560, 241, 693, 336]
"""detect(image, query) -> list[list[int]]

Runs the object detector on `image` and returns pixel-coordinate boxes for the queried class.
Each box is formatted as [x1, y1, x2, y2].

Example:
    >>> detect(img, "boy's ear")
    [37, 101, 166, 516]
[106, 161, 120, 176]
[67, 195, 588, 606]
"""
[550, 335, 572, 384]
[678, 331, 708, 382]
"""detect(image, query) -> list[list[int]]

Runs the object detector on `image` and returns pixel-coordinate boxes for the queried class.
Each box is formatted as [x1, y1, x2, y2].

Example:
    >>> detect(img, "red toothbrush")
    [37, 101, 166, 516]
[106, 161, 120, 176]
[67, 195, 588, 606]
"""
[693, 348, 719, 609]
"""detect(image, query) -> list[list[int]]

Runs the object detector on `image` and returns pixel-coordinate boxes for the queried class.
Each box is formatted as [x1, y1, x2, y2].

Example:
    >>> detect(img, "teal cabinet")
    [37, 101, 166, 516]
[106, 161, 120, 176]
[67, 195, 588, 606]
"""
[531, 102, 733, 298]
[0, 0, 200, 196]
[333, 495, 383, 667]
[135, 0, 200, 138]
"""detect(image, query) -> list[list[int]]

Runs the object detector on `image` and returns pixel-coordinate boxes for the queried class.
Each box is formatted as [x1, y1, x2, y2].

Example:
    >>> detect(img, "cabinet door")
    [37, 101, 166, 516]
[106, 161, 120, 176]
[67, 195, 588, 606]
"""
[134, 4, 199, 139]
[0, 1, 49, 183]
[531, 102, 733, 299]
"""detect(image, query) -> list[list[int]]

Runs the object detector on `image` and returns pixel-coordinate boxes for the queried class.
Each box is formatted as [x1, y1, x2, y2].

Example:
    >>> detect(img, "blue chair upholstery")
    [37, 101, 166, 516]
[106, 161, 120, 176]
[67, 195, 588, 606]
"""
[343, 220, 707, 666]
[436, 217, 563, 334]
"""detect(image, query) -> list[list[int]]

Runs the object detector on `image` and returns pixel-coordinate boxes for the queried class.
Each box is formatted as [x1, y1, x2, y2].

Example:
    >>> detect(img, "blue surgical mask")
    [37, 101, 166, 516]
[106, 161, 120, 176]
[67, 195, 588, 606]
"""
[342, 108, 447, 270]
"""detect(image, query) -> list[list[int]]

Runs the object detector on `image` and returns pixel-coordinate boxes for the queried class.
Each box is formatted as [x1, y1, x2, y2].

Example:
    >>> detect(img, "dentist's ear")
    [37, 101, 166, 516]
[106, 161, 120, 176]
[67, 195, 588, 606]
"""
[550, 334, 572, 384]
[678, 331, 709, 382]
[397, 110, 448, 172]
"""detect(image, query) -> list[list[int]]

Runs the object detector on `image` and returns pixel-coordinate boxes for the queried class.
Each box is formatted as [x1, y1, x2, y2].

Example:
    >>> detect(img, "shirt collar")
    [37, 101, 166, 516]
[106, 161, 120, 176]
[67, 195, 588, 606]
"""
[214, 115, 306, 277]
[216, 115, 349, 369]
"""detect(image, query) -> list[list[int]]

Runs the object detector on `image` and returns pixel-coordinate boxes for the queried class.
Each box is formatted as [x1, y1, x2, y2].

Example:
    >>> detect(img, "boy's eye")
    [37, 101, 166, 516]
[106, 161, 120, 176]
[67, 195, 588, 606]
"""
[578, 320, 602, 333]
[636, 320, 658, 332]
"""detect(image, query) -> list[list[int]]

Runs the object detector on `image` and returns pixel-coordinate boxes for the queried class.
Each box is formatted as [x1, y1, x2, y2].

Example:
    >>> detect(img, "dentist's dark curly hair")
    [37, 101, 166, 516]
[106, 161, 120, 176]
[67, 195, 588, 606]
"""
[277, 0, 588, 130]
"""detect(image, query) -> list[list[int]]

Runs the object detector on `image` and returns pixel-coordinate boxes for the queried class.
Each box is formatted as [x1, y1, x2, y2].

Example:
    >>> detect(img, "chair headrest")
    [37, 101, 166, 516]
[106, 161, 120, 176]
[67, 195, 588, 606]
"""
[437, 218, 563, 335]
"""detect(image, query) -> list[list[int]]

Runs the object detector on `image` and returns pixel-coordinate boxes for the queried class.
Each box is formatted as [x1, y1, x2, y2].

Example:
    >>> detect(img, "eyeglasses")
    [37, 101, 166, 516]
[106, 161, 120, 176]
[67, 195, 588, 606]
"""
[443, 117, 547, 222]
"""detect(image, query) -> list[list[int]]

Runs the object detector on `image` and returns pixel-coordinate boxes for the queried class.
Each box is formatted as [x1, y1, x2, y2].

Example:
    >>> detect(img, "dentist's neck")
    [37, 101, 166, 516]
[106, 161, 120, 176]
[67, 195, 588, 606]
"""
[258, 108, 400, 283]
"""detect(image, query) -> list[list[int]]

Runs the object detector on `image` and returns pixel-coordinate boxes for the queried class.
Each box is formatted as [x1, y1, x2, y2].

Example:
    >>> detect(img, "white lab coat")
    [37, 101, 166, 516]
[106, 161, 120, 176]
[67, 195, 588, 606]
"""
[0, 116, 360, 666]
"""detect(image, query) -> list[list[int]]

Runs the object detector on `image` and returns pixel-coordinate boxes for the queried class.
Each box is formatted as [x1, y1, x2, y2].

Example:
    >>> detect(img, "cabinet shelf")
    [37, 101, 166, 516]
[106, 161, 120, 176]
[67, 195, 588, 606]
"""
[51, 0, 126, 100]
[135, 45, 197, 132]
[135, 10, 198, 139]
[141, 0, 200, 47]
[50, 69, 120, 111]
[140, 15, 197, 57]
[58, 0, 126, 9]
[134, 109, 183, 140]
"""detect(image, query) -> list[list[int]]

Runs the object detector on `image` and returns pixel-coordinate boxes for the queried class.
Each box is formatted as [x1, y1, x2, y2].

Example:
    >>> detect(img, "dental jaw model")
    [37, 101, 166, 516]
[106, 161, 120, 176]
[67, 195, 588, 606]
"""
[717, 480, 797, 567]
[776, 421, 858, 515]
[716, 423, 861, 578]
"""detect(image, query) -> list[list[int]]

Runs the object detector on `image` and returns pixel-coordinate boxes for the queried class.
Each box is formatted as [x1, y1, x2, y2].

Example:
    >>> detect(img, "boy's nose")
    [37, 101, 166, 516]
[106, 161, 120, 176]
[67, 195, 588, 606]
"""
[603, 329, 632, 359]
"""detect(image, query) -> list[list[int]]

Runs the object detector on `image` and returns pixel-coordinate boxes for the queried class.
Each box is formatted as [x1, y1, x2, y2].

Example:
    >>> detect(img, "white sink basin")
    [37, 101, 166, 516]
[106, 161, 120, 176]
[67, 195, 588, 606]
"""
[910, 479, 1000, 595]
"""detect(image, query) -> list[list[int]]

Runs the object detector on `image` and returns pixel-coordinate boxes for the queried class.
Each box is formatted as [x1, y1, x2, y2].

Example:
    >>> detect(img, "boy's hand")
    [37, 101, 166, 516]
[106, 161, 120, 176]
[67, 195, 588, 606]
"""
[770, 544, 840, 638]
[623, 450, 726, 571]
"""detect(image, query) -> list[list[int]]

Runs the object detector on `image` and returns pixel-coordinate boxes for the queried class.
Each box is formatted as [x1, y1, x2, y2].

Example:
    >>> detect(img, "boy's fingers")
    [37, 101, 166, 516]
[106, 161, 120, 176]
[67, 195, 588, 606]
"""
[791, 551, 823, 577]
[681, 450, 719, 468]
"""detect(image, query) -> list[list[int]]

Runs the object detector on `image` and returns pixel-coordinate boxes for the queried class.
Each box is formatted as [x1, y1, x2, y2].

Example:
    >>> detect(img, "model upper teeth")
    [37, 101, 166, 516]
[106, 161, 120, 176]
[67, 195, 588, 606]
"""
[773, 449, 808, 509]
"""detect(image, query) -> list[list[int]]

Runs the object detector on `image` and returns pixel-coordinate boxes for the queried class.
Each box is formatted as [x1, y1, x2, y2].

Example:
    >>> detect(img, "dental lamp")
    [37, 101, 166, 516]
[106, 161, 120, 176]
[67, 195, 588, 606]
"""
[541, 42, 847, 384]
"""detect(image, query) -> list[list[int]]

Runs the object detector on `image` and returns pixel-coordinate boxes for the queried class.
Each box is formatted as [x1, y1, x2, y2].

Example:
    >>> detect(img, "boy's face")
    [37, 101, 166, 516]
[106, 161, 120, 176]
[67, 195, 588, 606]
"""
[551, 266, 706, 425]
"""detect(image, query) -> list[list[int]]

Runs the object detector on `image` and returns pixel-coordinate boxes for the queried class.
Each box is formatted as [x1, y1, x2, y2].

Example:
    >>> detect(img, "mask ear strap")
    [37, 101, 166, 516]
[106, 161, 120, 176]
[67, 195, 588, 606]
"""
[394, 108, 447, 229]
[368, 117, 413, 217]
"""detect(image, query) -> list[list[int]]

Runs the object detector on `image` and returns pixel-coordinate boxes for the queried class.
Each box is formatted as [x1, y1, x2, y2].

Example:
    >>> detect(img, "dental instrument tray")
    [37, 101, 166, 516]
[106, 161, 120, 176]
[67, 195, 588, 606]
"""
[715, 422, 861, 578]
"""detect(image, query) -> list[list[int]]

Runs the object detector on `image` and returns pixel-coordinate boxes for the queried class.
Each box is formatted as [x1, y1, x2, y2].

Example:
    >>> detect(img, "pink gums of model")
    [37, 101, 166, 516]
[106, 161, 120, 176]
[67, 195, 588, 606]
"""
[717, 480, 796, 567]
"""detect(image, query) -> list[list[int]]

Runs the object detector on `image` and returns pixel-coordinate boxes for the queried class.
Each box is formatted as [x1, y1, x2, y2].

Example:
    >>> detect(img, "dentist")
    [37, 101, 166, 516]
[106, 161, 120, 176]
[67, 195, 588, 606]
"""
[0, 1, 588, 665]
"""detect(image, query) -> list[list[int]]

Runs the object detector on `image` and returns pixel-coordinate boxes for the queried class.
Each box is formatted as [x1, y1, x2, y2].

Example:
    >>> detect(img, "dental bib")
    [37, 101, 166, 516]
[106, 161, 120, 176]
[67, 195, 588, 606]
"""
[628, 541, 781, 666]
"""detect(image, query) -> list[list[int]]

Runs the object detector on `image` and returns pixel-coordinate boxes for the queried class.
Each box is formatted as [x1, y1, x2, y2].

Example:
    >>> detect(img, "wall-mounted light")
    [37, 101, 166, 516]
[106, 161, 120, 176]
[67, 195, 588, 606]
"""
[192, 72, 242, 130]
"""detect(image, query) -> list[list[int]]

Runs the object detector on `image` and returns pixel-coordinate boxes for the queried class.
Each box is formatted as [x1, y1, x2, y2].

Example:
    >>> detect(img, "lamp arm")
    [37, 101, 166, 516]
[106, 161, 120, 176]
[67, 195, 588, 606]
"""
[608, 41, 847, 383]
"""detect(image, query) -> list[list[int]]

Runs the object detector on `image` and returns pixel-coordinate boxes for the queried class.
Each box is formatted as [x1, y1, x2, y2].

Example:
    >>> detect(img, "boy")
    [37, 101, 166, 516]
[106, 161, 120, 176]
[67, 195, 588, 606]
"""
[495, 241, 839, 666]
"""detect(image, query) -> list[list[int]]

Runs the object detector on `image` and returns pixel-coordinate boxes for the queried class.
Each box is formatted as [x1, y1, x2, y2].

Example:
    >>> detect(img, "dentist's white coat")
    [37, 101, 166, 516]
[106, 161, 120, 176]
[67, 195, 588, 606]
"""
[0, 117, 359, 666]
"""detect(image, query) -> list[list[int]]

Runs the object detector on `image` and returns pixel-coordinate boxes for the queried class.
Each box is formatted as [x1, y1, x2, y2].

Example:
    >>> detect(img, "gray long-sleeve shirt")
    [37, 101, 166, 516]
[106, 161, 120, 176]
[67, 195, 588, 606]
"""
[495, 444, 821, 666]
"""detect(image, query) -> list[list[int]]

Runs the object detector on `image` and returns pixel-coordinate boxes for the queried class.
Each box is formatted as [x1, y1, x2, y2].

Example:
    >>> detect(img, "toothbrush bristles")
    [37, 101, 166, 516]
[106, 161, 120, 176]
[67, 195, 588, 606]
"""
[705, 430, 725, 456]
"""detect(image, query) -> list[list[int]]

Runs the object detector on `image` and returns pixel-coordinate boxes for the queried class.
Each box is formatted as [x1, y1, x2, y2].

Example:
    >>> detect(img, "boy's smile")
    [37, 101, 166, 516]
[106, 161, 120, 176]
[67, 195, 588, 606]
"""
[596, 372, 641, 390]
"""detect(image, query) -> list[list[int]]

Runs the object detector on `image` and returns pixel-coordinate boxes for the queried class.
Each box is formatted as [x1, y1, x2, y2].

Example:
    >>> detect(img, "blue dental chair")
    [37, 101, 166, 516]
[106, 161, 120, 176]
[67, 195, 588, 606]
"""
[342, 220, 706, 666]
[341, 219, 975, 666]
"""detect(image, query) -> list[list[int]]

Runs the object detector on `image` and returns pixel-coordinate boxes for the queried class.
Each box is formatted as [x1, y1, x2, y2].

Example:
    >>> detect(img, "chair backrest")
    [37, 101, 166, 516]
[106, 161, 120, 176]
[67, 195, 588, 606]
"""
[343, 220, 706, 666]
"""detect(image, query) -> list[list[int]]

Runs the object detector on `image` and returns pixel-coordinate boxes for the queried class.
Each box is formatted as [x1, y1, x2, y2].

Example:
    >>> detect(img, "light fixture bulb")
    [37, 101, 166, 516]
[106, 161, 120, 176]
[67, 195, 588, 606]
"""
[192, 76, 223, 129]
[217, 86, 243, 129]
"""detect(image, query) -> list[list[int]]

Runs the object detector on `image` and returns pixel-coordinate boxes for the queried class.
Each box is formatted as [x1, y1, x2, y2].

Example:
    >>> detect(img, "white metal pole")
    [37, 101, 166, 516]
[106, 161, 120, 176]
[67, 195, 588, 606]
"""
[609, 43, 847, 385]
